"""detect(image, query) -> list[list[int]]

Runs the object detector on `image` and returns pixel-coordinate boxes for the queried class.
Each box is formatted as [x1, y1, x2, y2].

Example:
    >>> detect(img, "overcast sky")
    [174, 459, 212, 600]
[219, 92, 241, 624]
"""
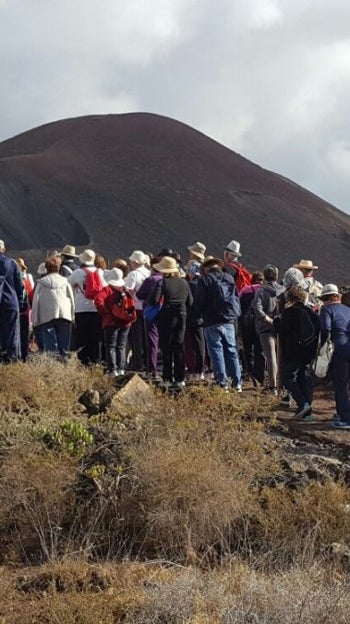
[1, 0, 350, 211]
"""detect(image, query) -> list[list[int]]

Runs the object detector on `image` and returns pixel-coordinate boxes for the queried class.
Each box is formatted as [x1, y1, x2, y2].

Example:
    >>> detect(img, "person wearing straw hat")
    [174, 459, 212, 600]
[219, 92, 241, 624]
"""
[151, 256, 193, 387]
[60, 245, 80, 278]
[187, 242, 206, 263]
[319, 284, 350, 429]
[293, 259, 322, 308]
[194, 256, 242, 391]
[124, 250, 150, 371]
[68, 249, 104, 365]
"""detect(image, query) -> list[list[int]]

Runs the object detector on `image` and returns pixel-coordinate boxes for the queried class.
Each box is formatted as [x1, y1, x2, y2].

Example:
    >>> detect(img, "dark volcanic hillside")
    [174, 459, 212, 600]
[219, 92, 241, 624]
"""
[0, 112, 349, 281]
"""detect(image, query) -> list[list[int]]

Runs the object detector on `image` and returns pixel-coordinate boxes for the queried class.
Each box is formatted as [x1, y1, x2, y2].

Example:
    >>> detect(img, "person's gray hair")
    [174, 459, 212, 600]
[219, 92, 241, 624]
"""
[0, 240, 5, 252]
[283, 267, 304, 289]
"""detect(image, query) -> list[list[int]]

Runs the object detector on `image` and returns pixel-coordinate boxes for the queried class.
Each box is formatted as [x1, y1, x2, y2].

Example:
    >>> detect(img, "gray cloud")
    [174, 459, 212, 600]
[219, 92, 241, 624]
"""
[0, 0, 350, 211]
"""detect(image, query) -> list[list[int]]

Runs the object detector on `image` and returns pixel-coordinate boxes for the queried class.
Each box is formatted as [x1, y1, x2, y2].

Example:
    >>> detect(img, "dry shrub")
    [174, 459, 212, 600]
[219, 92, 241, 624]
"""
[1, 560, 350, 624]
[122, 389, 278, 561]
[255, 480, 350, 566]
[0, 447, 77, 563]
[0, 355, 107, 421]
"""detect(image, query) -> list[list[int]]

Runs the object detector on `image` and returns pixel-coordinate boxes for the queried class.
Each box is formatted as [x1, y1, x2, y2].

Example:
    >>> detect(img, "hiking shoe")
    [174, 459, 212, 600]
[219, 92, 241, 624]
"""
[295, 403, 311, 420]
[174, 381, 186, 388]
[333, 414, 341, 426]
[332, 420, 350, 430]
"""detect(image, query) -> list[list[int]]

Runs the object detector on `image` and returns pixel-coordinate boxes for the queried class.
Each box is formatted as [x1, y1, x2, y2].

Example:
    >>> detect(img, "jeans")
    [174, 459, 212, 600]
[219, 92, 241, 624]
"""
[40, 319, 72, 357]
[281, 361, 313, 409]
[204, 323, 241, 387]
[104, 326, 130, 373]
[331, 346, 350, 420]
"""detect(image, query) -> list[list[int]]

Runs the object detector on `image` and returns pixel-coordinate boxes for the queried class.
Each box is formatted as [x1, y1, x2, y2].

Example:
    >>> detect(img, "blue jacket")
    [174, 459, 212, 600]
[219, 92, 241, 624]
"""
[320, 302, 350, 349]
[0, 254, 24, 310]
[194, 268, 240, 327]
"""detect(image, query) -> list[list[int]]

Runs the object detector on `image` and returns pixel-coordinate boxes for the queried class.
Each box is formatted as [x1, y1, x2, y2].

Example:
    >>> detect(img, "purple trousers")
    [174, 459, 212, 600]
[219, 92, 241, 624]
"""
[145, 320, 159, 376]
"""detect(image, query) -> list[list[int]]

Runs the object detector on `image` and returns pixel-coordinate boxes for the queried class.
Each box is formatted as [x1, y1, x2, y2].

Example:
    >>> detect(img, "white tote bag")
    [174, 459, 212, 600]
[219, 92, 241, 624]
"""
[313, 336, 334, 378]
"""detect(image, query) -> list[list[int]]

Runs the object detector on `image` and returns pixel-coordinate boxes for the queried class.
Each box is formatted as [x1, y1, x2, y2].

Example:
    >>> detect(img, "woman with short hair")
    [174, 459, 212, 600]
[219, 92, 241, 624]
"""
[32, 255, 75, 359]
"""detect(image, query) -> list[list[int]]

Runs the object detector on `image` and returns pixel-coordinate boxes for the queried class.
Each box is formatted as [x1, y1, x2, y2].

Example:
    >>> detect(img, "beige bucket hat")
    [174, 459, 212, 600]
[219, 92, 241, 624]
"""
[187, 241, 206, 261]
[79, 249, 95, 266]
[153, 256, 179, 273]
[61, 245, 78, 257]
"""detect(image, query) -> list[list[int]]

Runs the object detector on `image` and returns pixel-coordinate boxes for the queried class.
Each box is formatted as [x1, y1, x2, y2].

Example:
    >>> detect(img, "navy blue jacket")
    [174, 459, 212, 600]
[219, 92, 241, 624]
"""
[320, 302, 350, 349]
[0, 254, 24, 310]
[194, 268, 240, 327]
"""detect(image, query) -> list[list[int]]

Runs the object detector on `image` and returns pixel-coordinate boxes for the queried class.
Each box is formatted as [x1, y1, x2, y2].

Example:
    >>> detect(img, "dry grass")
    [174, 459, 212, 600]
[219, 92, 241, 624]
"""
[0, 560, 350, 623]
[0, 358, 349, 620]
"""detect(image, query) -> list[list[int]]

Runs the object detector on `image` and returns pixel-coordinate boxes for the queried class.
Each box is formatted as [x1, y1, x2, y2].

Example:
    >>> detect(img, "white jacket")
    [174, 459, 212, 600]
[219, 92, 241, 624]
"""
[32, 273, 75, 327]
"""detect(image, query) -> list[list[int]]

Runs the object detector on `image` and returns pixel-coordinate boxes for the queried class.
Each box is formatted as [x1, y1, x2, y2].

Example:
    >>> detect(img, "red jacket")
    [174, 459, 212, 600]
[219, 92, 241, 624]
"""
[94, 286, 132, 329]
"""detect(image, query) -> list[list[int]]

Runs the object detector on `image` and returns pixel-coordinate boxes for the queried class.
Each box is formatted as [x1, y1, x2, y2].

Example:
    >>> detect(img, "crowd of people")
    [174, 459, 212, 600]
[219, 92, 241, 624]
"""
[1, 237, 350, 429]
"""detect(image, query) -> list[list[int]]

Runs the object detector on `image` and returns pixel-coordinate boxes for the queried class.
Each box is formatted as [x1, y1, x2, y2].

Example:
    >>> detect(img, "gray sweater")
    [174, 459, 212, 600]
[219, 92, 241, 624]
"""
[253, 281, 285, 334]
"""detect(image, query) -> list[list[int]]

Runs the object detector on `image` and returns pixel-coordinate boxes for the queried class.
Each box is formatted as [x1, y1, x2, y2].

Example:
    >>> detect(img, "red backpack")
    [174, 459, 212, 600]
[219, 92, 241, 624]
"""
[110, 288, 137, 325]
[229, 262, 252, 293]
[83, 268, 104, 300]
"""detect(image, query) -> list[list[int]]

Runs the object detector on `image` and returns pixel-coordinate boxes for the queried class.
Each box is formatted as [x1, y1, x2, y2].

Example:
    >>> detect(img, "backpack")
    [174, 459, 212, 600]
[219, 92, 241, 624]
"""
[110, 288, 137, 325]
[83, 268, 104, 300]
[228, 262, 252, 292]
[212, 274, 241, 320]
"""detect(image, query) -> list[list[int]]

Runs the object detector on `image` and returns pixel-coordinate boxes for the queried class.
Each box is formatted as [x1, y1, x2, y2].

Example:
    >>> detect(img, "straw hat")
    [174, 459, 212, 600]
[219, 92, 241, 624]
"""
[79, 249, 95, 266]
[129, 250, 146, 265]
[16, 257, 28, 272]
[153, 256, 179, 273]
[61, 245, 78, 258]
[225, 240, 242, 257]
[320, 284, 339, 298]
[187, 241, 206, 261]
[104, 268, 124, 287]
[293, 259, 319, 271]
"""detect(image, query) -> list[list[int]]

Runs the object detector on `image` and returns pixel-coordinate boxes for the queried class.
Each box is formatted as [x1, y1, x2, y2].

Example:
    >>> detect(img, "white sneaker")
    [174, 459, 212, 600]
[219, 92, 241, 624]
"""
[235, 384, 243, 393]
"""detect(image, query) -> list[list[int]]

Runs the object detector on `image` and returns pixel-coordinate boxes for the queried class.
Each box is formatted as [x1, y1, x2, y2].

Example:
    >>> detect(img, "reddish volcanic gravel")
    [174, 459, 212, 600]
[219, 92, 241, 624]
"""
[0, 112, 349, 281]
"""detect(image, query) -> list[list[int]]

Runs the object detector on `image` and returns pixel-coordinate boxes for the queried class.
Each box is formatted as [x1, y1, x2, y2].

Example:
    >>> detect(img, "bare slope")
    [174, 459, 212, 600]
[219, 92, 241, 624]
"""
[0, 112, 349, 281]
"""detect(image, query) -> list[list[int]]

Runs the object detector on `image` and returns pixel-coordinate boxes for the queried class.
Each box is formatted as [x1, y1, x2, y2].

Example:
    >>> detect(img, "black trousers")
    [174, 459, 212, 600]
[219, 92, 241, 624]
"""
[128, 310, 147, 371]
[75, 312, 101, 365]
[241, 325, 265, 385]
[158, 312, 186, 382]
